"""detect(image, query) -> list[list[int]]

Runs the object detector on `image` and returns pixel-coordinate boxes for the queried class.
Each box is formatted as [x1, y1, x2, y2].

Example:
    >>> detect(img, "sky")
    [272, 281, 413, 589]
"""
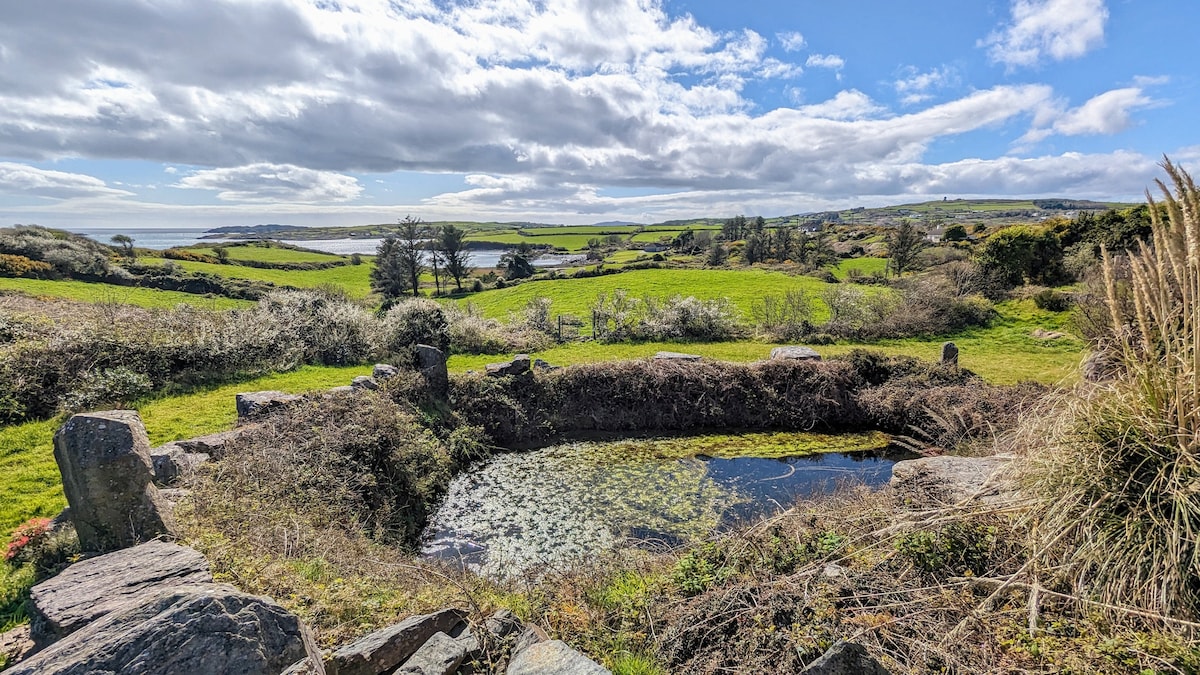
[1, 0, 1197, 230]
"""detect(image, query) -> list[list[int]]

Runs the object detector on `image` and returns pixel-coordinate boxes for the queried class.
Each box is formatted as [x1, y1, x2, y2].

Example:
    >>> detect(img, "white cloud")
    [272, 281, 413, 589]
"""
[176, 164, 363, 202]
[777, 31, 806, 52]
[1021, 87, 1156, 143]
[0, 163, 133, 200]
[983, 0, 1108, 68]
[805, 53, 844, 70]
[894, 65, 958, 105]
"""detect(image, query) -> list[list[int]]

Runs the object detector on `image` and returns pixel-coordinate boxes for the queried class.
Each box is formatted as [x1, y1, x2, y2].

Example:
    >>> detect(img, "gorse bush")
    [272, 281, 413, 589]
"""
[592, 291, 744, 342]
[1025, 159, 1200, 618]
[0, 226, 113, 278]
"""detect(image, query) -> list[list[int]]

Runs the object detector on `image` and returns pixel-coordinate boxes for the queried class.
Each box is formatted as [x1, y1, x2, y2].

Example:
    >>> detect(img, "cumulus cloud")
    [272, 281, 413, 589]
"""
[0, 0, 1161, 224]
[983, 0, 1109, 68]
[777, 31, 806, 52]
[1021, 87, 1156, 143]
[176, 164, 363, 202]
[0, 162, 133, 200]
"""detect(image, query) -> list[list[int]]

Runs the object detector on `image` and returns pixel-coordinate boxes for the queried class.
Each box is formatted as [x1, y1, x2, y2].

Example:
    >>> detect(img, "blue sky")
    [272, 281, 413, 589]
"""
[0, 0, 1196, 229]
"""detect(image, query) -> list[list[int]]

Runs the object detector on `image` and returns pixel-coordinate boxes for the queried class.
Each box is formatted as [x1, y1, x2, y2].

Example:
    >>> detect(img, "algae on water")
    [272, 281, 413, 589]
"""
[422, 432, 894, 577]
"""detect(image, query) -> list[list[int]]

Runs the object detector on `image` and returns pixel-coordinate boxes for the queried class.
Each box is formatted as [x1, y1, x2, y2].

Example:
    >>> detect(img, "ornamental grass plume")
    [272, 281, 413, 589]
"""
[1025, 159, 1200, 618]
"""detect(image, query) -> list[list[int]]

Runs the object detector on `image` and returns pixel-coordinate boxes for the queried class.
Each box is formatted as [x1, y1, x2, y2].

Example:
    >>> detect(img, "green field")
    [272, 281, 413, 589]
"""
[0, 278, 253, 310]
[140, 258, 375, 298]
[189, 244, 346, 264]
[832, 257, 888, 279]
[457, 268, 847, 322]
[466, 231, 605, 251]
[0, 364, 371, 535]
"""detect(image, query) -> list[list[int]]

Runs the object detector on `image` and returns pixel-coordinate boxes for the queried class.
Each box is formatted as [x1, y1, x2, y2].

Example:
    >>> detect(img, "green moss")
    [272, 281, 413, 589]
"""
[609, 431, 890, 460]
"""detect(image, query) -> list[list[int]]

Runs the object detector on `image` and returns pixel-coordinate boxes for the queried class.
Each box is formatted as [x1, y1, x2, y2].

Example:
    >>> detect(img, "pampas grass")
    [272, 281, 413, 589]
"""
[1025, 159, 1200, 618]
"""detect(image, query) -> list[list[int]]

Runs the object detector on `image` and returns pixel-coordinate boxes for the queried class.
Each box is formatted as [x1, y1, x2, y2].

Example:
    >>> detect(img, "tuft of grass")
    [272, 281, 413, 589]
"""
[1025, 159, 1200, 618]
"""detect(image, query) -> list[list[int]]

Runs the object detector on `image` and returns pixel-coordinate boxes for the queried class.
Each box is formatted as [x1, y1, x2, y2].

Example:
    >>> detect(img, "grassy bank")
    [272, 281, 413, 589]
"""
[0, 278, 252, 310]
[136, 257, 376, 298]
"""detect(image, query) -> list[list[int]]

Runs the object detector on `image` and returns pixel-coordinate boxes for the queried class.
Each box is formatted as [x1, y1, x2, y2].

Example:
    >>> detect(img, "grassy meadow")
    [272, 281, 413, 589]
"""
[189, 245, 347, 264]
[139, 257, 376, 298]
[0, 364, 371, 534]
[458, 268, 853, 321]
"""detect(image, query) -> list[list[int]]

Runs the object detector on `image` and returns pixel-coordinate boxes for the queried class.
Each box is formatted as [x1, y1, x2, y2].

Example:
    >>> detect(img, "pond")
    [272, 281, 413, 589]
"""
[421, 431, 903, 577]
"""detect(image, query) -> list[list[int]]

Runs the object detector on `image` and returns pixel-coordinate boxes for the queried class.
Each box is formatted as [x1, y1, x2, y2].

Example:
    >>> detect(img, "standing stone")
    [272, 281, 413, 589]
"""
[940, 341, 959, 367]
[52, 411, 175, 552]
[415, 345, 449, 398]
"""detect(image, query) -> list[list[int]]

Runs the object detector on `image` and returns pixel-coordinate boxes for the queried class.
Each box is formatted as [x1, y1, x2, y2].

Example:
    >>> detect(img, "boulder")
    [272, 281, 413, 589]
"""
[416, 345, 449, 397]
[507, 640, 610, 675]
[373, 363, 400, 380]
[326, 608, 468, 675]
[10, 584, 316, 675]
[769, 346, 822, 361]
[486, 354, 531, 377]
[29, 540, 212, 645]
[150, 446, 210, 485]
[533, 358, 560, 372]
[236, 391, 302, 420]
[652, 351, 701, 362]
[801, 641, 890, 674]
[940, 341, 959, 367]
[890, 455, 1013, 504]
[327, 385, 356, 396]
[395, 631, 466, 675]
[52, 411, 175, 552]
[351, 376, 379, 391]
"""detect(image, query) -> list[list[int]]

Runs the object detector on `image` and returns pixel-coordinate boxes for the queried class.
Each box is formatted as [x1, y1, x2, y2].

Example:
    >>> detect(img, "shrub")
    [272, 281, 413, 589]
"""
[0, 226, 111, 277]
[750, 290, 814, 341]
[1031, 288, 1073, 312]
[0, 254, 53, 279]
[60, 368, 153, 413]
[4, 517, 51, 563]
[379, 298, 450, 366]
[255, 289, 378, 366]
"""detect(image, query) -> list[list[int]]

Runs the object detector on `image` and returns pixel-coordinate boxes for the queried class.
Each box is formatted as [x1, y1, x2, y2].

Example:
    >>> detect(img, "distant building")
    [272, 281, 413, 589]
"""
[642, 244, 669, 253]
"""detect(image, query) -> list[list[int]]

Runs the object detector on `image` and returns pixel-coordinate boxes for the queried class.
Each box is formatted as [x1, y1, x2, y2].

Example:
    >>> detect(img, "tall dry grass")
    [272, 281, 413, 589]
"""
[1025, 159, 1200, 618]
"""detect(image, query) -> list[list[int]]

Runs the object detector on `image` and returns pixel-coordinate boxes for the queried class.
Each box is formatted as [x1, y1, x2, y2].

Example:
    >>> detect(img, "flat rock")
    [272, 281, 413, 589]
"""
[507, 640, 610, 675]
[652, 351, 701, 361]
[486, 354, 532, 377]
[167, 428, 250, 460]
[11, 584, 315, 675]
[890, 455, 1014, 504]
[326, 608, 468, 675]
[29, 539, 212, 645]
[769, 346, 822, 361]
[395, 631, 466, 675]
[0, 624, 34, 668]
[373, 363, 400, 380]
[53, 411, 175, 552]
[150, 446, 210, 485]
[801, 641, 890, 674]
[236, 391, 302, 420]
[351, 376, 379, 391]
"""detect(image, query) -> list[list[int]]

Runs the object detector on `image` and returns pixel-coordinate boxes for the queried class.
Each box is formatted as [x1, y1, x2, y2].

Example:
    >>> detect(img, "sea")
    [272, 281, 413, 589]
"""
[67, 227, 585, 268]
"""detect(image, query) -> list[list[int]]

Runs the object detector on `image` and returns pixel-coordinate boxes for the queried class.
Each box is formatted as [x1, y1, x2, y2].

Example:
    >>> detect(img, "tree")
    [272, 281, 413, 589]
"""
[371, 235, 410, 298]
[214, 247, 230, 264]
[722, 215, 748, 241]
[371, 216, 426, 299]
[942, 224, 969, 242]
[706, 243, 728, 267]
[436, 224, 472, 291]
[109, 234, 135, 259]
[886, 220, 927, 276]
[742, 232, 768, 264]
[500, 250, 535, 279]
[976, 224, 1065, 287]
